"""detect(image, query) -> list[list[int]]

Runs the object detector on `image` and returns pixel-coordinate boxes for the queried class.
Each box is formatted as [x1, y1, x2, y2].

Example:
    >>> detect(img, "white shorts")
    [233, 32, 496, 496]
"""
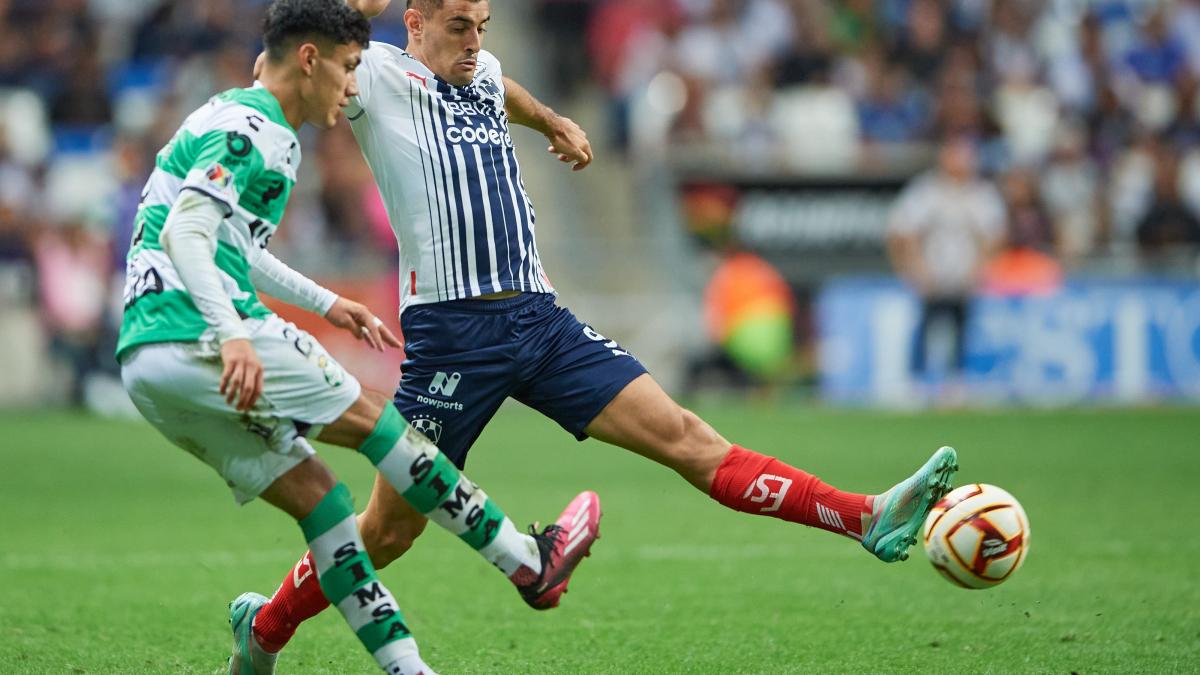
[121, 314, 363, 504]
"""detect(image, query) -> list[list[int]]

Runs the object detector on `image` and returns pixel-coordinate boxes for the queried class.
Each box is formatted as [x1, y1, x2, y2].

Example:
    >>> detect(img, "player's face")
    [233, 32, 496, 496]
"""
[411, 0, 490, 87]
[304, 42, 363, 129]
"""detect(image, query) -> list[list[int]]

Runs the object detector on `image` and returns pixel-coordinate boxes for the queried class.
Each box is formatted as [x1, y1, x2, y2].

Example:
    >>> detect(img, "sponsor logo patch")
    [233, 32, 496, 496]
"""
[429, 371, 462, 397]
[743, 474, 793, 513]
[205, 162, 232, 189]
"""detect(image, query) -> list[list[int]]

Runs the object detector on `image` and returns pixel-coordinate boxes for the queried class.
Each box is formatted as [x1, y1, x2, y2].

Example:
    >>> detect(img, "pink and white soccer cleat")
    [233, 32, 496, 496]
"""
[514, 490, 602, 610]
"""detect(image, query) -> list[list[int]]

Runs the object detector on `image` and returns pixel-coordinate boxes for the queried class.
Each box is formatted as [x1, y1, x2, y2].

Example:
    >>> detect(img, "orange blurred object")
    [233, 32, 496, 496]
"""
[981, 248, 1064, 297]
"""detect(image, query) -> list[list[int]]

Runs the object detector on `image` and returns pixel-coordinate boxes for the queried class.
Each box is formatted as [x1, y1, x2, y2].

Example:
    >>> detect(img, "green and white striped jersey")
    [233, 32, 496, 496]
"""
[117, 86, 300, 360]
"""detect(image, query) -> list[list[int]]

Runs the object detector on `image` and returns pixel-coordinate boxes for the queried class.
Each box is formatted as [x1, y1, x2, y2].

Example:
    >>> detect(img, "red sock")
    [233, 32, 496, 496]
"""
[252, 551, 330, 653]
[708, 445, 873, 540]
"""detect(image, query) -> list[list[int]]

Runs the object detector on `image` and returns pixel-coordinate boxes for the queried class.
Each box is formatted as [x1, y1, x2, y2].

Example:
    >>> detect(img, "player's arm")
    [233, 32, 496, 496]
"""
[503, 76, 593, 171]
[158, 190, 262, 411]
[250, 251, 400, 351]
[346, 0, 391, 19]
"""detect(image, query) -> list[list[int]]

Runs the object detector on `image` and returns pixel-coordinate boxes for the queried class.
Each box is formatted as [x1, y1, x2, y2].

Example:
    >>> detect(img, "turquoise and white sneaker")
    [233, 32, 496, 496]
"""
[228, 592, 278, 675]
[861, 446, 958, 563]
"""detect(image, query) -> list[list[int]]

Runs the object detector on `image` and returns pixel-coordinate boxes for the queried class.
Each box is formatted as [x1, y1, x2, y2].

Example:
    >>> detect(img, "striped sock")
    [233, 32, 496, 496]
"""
[300, 482, 420, 670]
[360, 405, 541, 578]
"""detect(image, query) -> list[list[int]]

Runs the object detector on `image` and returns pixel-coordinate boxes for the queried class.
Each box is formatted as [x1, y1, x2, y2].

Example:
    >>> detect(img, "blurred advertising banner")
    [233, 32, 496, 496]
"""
[262, 275, 405, 394]
[678, 175, 906, 283]
[819, 278, 1200, 406]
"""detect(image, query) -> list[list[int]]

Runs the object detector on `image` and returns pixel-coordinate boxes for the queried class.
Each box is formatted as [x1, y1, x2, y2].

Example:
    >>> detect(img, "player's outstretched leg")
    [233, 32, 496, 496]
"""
[861, 446, 958, 562]
[586, 375, 958, 563]
[710, 444, 958, 563]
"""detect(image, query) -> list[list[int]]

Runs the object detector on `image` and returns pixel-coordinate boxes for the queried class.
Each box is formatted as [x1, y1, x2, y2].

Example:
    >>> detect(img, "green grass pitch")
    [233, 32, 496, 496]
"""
[2, 404, 1198, 673]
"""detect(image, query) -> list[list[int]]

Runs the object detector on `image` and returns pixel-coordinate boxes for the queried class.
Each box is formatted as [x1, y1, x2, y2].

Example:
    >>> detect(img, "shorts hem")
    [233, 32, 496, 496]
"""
[567, 366, 648, 441]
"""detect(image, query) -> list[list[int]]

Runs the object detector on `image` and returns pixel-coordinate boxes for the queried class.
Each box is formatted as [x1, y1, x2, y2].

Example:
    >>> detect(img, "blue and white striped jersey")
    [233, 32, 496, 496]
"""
[346, 42, 553, 314]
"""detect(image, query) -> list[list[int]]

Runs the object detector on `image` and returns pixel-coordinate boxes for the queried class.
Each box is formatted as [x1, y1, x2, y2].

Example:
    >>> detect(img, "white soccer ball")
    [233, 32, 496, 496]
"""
[922, 483, 1030, 589]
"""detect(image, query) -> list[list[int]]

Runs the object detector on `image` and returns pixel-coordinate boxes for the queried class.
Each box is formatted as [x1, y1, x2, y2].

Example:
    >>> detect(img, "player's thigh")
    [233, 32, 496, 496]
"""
[121, 342, 320, 505]
[252, 314, 363, 432]
[513, 307, 648, 444]
[392, 363, 508, 469]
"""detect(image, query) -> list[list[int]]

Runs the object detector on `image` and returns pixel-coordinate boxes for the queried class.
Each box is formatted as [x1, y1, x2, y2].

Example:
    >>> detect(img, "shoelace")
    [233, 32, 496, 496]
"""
[527, 523, 567, 586]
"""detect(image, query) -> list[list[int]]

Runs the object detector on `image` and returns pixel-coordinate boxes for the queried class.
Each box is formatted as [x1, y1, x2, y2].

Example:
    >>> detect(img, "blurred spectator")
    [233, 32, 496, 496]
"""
[48, 34, 112, 126]
[855, 47, 928, 145]
[534, 0, 596, 101]
[1136, 145, 1200, 256]
[0, 126, 34, 266]
[1121, 8, 1187, 87]
[315, 119, 395, 254]
[33, 220, 111, 405]
[888, 0, 947, 83]
[887, 137, 1005, 381]
[1042, 124, 1105, 261]
[982, 168, 1063, 296]
[703, 248, 795, 382]
[1001, 168, 1056, 253]
[772, 0, 834, 87]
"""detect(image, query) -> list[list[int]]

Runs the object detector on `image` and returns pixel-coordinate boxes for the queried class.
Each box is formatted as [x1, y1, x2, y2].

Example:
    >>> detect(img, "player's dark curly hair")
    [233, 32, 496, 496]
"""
[262, 0, 372, 62]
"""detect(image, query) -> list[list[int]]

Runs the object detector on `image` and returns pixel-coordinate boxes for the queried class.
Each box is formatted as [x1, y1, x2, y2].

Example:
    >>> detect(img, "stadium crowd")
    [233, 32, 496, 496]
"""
[540, 0, 1200, 265]
[0, 0, 409, 405]
[3, 0, 1200, 404]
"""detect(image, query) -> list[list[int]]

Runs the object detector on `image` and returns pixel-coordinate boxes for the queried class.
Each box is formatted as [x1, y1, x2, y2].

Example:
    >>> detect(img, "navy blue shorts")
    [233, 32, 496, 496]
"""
[394, 293, 647, 468]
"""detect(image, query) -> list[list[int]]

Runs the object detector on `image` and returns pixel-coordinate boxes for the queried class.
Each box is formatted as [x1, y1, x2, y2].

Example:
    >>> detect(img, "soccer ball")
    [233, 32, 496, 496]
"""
[922, 484, 1030, 589]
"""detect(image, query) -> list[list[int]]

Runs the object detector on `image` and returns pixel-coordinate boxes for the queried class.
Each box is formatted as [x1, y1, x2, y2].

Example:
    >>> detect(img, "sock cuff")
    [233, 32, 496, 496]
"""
[709, 445, 775, 501]
[360, 404, 407, 466]
[299, 482, 355, 542]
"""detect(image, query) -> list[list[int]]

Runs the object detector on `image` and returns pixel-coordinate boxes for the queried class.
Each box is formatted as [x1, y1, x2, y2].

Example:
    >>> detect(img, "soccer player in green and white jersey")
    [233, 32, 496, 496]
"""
[118, 2, 597, 673]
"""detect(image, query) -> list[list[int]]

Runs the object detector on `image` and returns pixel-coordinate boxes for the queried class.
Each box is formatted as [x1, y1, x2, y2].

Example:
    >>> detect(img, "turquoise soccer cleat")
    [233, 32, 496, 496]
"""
[228, 592, 278, 675]
[862, 446, 959, 563]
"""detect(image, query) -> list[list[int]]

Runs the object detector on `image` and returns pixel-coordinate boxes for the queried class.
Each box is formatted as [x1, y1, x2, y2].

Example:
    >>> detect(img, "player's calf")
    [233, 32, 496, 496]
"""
[299, 483, 434, 673]
[708, 445, 874, 540]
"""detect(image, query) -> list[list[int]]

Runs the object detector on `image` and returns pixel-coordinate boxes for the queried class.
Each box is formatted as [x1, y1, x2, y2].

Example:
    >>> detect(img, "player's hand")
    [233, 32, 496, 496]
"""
[545, 115, 592, 171]
[324, 297, 402, 352]
[219, 339, 264, 412]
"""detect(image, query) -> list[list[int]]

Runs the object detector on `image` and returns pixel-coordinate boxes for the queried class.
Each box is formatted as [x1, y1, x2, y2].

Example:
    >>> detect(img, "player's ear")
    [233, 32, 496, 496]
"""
[296, 42, 320, 76]
[403, 8, 423, 38]
[253, 51, 266, 80]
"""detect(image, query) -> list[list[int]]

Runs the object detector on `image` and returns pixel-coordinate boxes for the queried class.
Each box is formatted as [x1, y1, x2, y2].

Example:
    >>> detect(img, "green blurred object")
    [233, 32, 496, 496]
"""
[723, 311, 793, 378]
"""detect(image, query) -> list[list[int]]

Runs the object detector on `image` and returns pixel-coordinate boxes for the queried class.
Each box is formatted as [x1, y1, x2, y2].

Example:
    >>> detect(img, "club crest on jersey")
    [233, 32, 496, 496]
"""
[476, 77, 501, 99]
[410, 415, 444, 444]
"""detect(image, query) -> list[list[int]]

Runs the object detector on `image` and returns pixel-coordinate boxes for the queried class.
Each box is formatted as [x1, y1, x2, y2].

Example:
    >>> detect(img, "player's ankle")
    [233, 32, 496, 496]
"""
[252, 626, 285, 655]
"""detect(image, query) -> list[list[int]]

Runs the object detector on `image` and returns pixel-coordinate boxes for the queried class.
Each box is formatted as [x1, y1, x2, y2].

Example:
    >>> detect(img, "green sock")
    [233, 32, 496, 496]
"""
[300, 482, 420, 668]
[360, 405, 541, 577]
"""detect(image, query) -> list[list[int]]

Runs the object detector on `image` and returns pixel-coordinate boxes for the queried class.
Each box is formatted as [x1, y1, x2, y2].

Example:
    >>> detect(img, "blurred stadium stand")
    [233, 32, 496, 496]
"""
[2, 0, 1198, 410]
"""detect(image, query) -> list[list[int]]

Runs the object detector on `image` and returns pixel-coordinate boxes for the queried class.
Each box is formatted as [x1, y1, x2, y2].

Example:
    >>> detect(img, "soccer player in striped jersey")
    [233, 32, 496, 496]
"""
[117, 2, 598, 673]
[245, 0, 959, 663]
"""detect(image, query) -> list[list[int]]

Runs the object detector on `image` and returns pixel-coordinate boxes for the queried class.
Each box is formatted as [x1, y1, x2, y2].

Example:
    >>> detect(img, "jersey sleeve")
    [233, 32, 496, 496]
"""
[179, 110, 269, 216]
